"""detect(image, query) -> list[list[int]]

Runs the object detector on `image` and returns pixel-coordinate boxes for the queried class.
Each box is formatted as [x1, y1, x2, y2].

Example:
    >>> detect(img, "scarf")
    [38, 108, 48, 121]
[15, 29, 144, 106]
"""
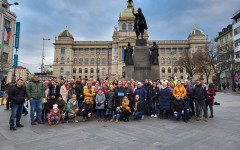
[64, 84, 69, 90]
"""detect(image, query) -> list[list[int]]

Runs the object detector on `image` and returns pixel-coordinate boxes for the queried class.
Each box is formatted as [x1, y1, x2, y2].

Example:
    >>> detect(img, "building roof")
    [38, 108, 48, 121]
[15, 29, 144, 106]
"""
[16, 66, 26, 69]
[232, 9, 240, 19]
[120, 1, 137, 18]
[58, 26, 74, 39]
[189, 25, 205, 37]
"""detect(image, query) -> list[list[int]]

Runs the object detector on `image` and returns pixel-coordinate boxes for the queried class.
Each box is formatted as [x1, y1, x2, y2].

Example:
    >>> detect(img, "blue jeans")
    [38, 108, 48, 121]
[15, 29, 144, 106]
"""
[112, 114, 120, 120]
[30, 98, 42, 122]
[9, 103, 23, 128]
[134, 111, 142, 119]
[50, 116, 59, 122]
[96, 109, 104, 118]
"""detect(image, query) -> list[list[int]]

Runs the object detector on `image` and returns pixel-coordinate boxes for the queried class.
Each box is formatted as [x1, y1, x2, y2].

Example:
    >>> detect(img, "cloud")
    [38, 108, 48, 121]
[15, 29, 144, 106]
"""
[10, 0, 240, 73]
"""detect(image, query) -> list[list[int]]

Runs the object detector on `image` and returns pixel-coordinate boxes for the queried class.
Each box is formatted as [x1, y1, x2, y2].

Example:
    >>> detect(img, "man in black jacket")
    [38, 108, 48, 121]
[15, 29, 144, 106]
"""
[9, 79, 27, 131]
[192, 79, 208, 122]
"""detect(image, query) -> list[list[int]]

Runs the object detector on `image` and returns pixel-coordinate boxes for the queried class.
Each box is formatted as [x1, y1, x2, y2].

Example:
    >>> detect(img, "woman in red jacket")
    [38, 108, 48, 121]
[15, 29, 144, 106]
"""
[207, 84, 216, 118]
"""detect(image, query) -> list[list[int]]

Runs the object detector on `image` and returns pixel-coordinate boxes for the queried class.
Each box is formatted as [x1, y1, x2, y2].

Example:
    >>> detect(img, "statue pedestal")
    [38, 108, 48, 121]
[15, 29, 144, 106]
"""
[125, 39, 160, 81]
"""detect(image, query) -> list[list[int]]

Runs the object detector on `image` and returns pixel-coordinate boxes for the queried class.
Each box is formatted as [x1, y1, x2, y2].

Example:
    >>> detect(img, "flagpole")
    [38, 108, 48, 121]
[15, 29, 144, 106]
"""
[0, 19, 5, 91]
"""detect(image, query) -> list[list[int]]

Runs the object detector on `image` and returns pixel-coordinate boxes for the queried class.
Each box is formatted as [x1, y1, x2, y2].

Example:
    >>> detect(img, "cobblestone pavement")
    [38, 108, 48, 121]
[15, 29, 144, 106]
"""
[0, 92, 239, 150]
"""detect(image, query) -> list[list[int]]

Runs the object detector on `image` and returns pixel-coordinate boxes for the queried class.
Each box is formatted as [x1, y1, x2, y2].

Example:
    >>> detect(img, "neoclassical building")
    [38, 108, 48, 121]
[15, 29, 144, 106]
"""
[52, 1, 209, 81]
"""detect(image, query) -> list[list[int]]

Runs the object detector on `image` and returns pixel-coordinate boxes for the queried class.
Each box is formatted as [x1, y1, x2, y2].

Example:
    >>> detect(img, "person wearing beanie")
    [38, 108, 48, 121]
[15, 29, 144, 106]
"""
[48, 104, 61, 125]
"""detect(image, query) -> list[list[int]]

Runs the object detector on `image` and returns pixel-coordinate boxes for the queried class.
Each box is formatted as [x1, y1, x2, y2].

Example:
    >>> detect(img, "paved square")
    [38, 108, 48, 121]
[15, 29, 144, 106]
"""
[0, 92, 240, 150]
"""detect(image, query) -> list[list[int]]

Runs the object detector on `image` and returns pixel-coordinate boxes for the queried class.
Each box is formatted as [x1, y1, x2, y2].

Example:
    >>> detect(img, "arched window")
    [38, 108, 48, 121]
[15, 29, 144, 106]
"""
[102, 58, 106, 64]
[173, 57, 177, 64]
[161, 57, 165, 64]
[174, 68, 178, 73]
[84, 68, 88, 74]
[162, 67, 165, 73]
[167, 57, 171, 64]
[122, 23, 126, 31]
[73, 68, 76, 73]
[73, 58, 77, 64]
[128, 23, 132, 31]
[180, 67, 183, 73]
[79, 68, 82, 74]
[90, 68, 94, 73]
[91, 58, 94, 64]
[168, 67, 171, 73]
[79, 58, 83, 65]
[60, 67, 64, 73]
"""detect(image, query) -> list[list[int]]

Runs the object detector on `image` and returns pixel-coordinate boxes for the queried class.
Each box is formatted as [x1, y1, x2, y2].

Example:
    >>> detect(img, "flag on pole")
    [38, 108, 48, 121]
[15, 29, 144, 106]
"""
[4, 27, 11, 42]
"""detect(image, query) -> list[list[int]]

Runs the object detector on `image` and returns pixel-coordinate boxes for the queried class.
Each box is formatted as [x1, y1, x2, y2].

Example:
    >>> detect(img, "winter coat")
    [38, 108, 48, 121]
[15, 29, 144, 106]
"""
[124, 87, 133, 102]
[113, 87, 125, 107]
[192, 84, 208, 101]
[95, 93, 106, 109]
[185, 86, 193, 99]
[143, 83, 152, 99]
[57, 100, 66, 111]
[159, 87, 171, 110]
[134, 87, 147, 102]
[134, 100, 144, 112]
[60, 85, 69, 103]
[83, 87, 96, 104]
[8, 85, 27, 104]
[106, 90, 114, 109]
[26, 80, 44, 100]
[82, 102, 93, 113]
[48, 109, 60, 125]
[122, 99, 131, 112]
[149, 87, 160, 103]
[207, 88, 216, 106]
[67, 99, 78, 117]
[173, 85, 187, 100]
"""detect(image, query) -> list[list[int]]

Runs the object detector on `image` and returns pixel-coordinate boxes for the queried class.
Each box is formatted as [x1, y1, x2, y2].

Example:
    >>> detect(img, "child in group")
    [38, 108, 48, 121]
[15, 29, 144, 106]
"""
[48, 104, 61, 125]
[110, 107, 121, 122]
[66, 94, 79, 122]
[95, 88, 106, 121]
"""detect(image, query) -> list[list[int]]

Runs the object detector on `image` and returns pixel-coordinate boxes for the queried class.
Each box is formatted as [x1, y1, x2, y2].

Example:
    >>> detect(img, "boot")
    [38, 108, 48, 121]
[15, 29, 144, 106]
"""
[115, 118, 118, 123]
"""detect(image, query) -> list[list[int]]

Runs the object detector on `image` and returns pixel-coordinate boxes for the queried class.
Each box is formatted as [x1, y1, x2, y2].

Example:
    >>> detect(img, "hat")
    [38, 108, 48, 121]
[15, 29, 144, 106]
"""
[53, 104, 58, 109]
[181, 81, 184, 84]
[137, 82, 142, 85]
[199, 77, 204, 80]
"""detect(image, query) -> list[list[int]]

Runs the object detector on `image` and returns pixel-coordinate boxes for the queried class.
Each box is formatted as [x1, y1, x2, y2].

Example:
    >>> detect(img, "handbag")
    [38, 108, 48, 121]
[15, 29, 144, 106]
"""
[42, 98, 47, 104]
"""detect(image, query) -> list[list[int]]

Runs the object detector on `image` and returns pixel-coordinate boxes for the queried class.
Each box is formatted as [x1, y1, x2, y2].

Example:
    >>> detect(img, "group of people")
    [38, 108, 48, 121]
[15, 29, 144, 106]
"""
[2, 74, 217, 131]
[220, 82, 240, 91]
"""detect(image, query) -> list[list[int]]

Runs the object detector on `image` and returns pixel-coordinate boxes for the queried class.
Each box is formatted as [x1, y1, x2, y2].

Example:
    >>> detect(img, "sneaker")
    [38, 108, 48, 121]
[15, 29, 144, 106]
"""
[204, 118, 208, 122]
[10, 127, 16, 131]
[209, 115, 214, 118]
[151, 115, 154, 118]
[16, 124, 24, 127]
[38, 121, 44, 124]
[75, 119, 78, 123]
[31, 122, 37, 125]
[141, 115, 144, 120]
[154, 114, 157, 118]
[196, 117, 200, 121]
[115, 119, 118, 123]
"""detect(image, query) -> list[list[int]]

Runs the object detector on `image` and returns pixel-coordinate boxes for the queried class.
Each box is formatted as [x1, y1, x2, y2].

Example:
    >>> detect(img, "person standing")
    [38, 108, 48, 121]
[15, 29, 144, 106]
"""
[206, 84, 216, 118]
[192, 79, 208, 122]
[60, 81, 69, 103]
[9, 79, 27, 130]
[149, 82, 160, 118]
[26, 75, 44, 125]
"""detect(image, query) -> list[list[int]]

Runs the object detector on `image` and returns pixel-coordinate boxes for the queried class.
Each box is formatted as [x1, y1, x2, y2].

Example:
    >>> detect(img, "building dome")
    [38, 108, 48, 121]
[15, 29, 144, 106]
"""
[120, 1, 137, 18]
[189, 25, 205, 37]
[58, 27, 74, 39]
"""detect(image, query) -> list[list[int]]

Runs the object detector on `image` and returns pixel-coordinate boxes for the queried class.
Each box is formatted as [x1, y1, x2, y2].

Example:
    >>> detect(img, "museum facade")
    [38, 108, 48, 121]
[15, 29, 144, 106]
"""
[52, 2, 209, 81]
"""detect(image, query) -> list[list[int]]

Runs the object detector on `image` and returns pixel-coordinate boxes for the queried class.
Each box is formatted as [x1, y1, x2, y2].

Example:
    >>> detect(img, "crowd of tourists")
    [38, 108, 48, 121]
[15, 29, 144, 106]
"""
[1, 74, 217, 131]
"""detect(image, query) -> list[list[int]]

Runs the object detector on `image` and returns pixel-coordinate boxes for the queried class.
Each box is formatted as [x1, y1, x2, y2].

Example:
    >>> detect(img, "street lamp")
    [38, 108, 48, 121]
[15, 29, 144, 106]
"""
[171, 51, 174, 77]
[0, 2, 19, 90]
[96, 50, 100, 78]
[41, 38, 50, 74]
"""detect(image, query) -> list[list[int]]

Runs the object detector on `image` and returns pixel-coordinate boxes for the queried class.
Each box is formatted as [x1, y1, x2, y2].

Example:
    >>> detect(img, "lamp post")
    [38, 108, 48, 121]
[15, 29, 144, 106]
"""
[41, 38, 50, 74]
[96, 50, 100, 78]
[171, 51, 174, 77]
[0, 2, 19, 90]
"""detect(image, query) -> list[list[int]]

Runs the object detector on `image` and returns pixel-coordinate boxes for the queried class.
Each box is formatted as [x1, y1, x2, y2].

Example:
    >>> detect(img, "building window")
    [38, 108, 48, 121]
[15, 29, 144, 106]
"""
[174, 68, 177, 73]
[234, 26, 240, 36]
[61, 47, 65, 55]
[79, 68, 82, 74]
[73, 68, 76, 73]
[73, 58, 77, 64]
[102, 49, 107, 55]
[79, 58, 83, 65]
[162, 68, 165, 73]
[102, 58, 106, 64]
[73, 50, 77, 55]
[168, 68, 171, 73]
[85, 48, 89, 55]
[180, 67, 183, 73]
[173, 57, 177, 64]
[60, 57, 65, 64]
[85, 58, 89, 65]
[128, 23, 132, 30]
[181, 76, 183, 79]
[172, 48, 177, 54]
[91, 48, 95, 55]
[60, 67, 64, 73]
[178, 48, 183, 55]
[109, 57, 112, 64]
[161, 49, 165, 55]
[85, 68, 88, 74]
[56, 58, 59, 63]
[96, 48, 101, 55]
[161, 57, 165, 64]
[80, 49, 84, 55]
[167, 49, 171, 55]
[91, 58, 94, 64]
[109, 49, 112, 55]
[97, 58, 100, 64]
[122, 23, 126, 31]
[91, 68, 94, 73]
[167, 57, 171, 64]
[73, 76, 76, 79]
